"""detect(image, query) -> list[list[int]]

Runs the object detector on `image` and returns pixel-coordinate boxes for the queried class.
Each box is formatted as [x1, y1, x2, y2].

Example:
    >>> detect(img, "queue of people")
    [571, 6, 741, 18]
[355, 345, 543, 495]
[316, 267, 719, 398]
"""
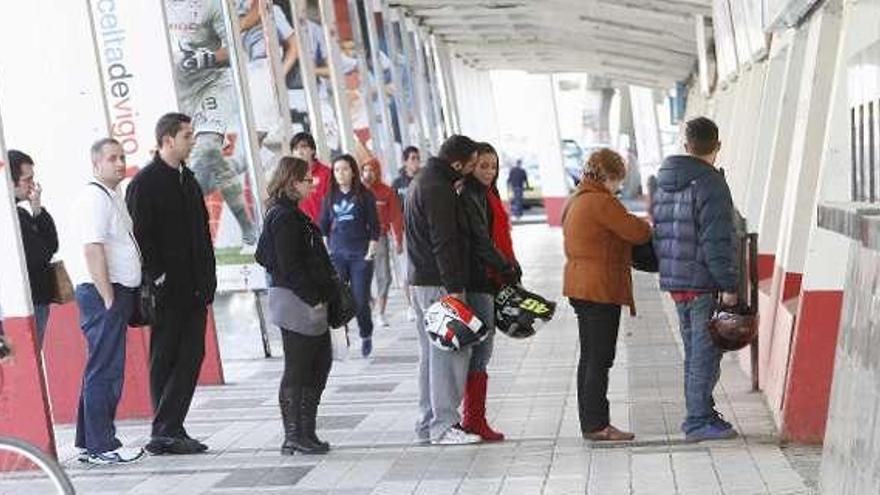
[6, 113, 740, 465]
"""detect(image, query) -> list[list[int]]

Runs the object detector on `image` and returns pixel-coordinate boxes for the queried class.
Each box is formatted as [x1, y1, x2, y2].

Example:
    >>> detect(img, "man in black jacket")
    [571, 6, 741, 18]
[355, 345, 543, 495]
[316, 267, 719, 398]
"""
[127, 113, 217, 455]
[10, 149, 58, 347]
[405, 135, 481, 445]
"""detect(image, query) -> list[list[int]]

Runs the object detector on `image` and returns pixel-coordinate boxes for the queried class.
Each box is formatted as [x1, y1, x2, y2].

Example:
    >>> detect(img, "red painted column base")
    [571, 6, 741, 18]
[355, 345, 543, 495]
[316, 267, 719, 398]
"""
[198, 307, 224, 386]
[43, 302, 153, 424]
[781, 290, 843, 443]
[0, 316, 56, 458]
[757, 253, 775, 281]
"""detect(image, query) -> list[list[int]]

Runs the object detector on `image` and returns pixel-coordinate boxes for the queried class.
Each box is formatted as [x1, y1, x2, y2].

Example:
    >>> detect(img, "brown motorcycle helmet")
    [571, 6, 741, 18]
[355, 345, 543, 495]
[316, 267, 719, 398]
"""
[708, 310, 757, 351]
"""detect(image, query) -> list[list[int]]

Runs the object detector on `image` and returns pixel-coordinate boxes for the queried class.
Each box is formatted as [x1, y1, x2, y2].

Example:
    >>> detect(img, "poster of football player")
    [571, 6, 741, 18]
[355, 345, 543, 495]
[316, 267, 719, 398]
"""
[164, 0, 263, 293]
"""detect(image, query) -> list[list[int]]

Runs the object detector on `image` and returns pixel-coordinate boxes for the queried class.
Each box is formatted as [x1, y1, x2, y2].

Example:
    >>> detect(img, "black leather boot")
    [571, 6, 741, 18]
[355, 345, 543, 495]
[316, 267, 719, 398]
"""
[300, 387, 330, 453]
[279, 386, 314, 455]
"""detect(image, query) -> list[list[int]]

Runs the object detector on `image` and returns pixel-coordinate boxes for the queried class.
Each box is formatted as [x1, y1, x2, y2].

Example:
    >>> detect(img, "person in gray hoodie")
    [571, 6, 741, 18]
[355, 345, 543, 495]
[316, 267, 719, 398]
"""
[652, 117, 739, 442]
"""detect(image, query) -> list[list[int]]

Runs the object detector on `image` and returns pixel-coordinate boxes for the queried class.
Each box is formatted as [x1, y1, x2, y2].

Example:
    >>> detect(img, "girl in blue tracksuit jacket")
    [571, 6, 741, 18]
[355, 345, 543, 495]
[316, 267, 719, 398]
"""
[320, 154, 380, 357]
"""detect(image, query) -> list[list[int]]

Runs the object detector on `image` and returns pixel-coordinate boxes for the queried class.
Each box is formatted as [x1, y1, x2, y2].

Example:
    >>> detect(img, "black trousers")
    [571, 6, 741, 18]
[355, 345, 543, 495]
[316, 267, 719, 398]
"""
[571, 299, 622, 433]
[281, 330, 332, 391]
[150, 302, 207, 438]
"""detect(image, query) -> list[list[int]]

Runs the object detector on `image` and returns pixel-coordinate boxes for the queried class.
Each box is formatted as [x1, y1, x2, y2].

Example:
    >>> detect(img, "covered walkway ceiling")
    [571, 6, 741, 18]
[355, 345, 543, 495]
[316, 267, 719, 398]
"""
[391, 0, 712, 88]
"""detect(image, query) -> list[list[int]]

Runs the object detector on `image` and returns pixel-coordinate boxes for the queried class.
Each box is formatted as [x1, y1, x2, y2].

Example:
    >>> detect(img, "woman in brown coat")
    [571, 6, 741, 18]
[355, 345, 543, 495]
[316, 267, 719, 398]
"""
[563, 148, 651, 441]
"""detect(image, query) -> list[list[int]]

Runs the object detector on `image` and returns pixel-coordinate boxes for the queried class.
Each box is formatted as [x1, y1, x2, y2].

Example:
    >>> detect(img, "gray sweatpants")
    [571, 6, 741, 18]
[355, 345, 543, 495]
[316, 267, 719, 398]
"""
[412, 286, 472, 440]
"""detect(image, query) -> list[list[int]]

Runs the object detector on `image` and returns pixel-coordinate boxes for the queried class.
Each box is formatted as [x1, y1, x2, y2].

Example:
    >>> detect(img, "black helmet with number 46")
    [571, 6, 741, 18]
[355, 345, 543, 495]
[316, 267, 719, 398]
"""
[495, 285, 556, 339]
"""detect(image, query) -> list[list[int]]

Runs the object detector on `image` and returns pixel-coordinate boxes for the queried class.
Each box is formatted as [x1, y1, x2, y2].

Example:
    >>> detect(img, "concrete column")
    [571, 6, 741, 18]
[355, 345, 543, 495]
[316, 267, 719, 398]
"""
[728, 63, 769, 210]
[777, 0, 850, 443]
[0, 0, 112, 456]
[219, 0, 267, 214]
[362, 0, 398, 176]
[415, 26, 444, 145]
[379, 1, 412, 152]
[396, 10, 428, 153]
[715, 70, 751, 195]
[257, 0, 295, 156]
[756, 28, 809, 266]
[541, 75, 570, 226]
[776, 0, 844, 281]
[628, 86, 663, 177]
[318, 0, 358, 153]
[762, 0, 844, 430]
[450, 57, 500, 144]
[287, 0, 330, 159]
[744, 39, 791, 228]
[435, 40, 462, 135]
[402, 15, 434, 153]
[346, 0, 386, 162]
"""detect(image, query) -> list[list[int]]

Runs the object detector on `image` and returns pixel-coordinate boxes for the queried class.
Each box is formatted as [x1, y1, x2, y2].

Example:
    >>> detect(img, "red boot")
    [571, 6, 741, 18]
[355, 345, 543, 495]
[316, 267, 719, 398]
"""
[461, 371, 505, 441]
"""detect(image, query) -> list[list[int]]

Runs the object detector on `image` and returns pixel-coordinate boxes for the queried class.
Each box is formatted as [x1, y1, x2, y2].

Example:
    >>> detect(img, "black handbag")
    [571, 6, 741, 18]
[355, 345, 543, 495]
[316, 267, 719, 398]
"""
[631, 241, 659, 273]
[128, 273, 157, 327]
[327, 276, 356, 329]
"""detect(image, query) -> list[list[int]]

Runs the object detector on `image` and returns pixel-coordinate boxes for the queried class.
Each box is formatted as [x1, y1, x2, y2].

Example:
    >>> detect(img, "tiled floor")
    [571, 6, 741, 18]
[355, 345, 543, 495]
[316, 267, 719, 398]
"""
[0, 225, 821, 494]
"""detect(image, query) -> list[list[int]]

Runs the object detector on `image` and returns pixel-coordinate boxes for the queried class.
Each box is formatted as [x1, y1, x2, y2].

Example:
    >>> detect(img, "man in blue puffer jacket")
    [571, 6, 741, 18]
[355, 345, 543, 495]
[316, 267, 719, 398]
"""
[653, 116, 740, 442]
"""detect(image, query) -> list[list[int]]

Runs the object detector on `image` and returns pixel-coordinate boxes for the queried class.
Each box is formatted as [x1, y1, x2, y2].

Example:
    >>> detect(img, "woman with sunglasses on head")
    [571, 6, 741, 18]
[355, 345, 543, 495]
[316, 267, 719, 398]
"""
[319, 154, 381, 358]
[256, 156, 337, 455]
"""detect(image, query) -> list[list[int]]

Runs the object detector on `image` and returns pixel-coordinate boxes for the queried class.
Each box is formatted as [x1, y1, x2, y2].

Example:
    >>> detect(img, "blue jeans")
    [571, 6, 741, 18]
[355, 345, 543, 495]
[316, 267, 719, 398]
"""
[511, 187, 524, 218]
[675, 293, 723, 434]
[332, 254, 374, 339]
[33, 303, 50, 349]
[466, 292, 495, 372]
[74, 283, 135, 454]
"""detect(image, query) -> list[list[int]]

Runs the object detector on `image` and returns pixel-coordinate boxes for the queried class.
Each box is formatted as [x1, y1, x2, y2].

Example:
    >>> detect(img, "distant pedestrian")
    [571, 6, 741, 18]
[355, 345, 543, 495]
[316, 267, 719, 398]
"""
[507, 159, 529, 219]
[292, 132, 332, 226]
[392, 146, 421, 321]
[563, 148, 651, 442]
[653, 117, 739, 442]
[319, 154, 380, 357]
[9, 150, 58, 347]
[73, 138, 144, 464]
[361, 159, 403, 328]
[256, 156, 335, 455]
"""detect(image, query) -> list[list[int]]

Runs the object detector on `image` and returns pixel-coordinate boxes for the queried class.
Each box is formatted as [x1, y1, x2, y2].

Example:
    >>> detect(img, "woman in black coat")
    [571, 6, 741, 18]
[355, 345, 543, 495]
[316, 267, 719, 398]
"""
[256, 157, 336, 455]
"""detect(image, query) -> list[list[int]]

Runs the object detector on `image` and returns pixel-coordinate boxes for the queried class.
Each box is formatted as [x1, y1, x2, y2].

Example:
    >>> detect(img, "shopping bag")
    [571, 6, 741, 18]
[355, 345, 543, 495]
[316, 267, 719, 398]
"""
[330, 325, 349, 361]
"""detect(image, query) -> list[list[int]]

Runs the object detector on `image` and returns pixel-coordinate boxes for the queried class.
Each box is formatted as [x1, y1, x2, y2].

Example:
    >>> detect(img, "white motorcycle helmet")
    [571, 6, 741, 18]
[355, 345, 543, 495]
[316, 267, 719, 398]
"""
[423, 296, 487, 351]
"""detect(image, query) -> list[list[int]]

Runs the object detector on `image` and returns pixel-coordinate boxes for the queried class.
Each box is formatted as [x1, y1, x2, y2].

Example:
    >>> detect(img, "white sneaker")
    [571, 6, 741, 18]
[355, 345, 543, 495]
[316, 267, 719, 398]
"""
[431, 425, 481, 445]
[407, 307, 417, 322]
[377, 313, 389, 327]
[84, 447, 145, 465]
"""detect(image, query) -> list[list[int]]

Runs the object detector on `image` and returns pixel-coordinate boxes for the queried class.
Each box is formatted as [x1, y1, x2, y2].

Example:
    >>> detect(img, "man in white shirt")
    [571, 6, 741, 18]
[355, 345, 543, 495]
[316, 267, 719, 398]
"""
[73, 138, 144, 465]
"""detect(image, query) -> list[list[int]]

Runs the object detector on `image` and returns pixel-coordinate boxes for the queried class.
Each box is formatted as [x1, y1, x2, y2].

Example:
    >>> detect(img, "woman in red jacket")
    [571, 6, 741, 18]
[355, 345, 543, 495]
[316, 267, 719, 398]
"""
[479, 143, 519, 284]
[460, 142, 520, 441]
